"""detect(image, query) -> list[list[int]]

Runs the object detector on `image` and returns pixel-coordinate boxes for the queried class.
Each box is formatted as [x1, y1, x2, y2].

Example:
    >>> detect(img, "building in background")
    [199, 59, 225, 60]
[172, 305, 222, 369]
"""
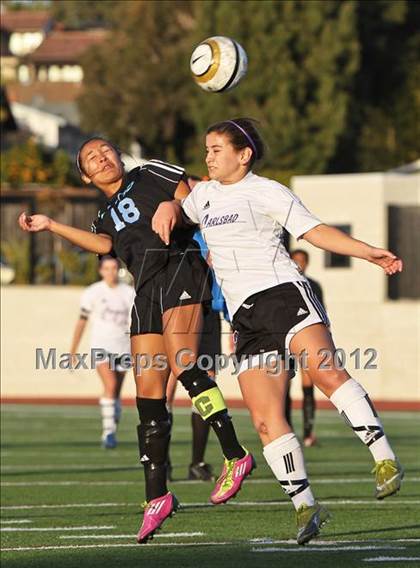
[1, 10, 52, 53]
[1, 9, 107, 157]
[290, 163, 420, 403]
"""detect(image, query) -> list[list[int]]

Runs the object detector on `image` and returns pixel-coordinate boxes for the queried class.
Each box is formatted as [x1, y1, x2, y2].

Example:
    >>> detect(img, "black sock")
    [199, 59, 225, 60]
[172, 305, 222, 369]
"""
[136, 397, 170, 502]
[191, 411, 210, 464]
[285, 382, 292, 428]
[303, 386, 315, 438]
[208, 410, 245, 460]
[167, 410, 173, 468]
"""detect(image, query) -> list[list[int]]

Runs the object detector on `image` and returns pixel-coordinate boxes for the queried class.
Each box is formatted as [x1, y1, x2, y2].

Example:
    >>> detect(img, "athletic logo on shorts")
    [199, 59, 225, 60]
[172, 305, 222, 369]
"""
[242, 302, 254, 309]
[179, 290, 192, 300]
[297, 307, 308, 316]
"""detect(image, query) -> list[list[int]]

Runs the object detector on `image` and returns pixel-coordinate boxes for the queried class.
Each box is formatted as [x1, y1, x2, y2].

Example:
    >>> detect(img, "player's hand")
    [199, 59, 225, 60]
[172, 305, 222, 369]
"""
[18, 212, 52, 233]
[366, 247, 403, 275]
[152, 201, 180, 245]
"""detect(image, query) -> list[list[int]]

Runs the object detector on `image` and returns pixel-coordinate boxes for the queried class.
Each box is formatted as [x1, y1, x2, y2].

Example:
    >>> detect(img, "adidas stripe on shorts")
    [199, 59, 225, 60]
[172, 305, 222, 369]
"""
[232, 281, 330, 374]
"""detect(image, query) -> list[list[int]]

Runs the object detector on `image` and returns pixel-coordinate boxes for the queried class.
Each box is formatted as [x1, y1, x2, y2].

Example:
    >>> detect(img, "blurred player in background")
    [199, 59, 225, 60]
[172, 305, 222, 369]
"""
[70, 256, 134, 449]
[18, 138, 254, 544]
[285, 249, 326, 446]
[166, 175, 228, 480]
[152, 117, 404, 545]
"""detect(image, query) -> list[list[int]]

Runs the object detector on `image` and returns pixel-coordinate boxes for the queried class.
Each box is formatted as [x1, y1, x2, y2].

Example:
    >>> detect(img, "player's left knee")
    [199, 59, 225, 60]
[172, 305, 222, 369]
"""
[311, 369, 349, 396]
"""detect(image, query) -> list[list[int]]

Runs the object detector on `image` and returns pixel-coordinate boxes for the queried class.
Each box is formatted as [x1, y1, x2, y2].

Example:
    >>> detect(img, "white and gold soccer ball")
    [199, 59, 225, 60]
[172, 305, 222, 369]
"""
[190, 36, 248, 92]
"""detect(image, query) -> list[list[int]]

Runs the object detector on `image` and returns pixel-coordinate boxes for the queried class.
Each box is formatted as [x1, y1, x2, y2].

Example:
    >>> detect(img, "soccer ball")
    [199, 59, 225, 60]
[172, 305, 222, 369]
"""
[190, 36, 248, 93]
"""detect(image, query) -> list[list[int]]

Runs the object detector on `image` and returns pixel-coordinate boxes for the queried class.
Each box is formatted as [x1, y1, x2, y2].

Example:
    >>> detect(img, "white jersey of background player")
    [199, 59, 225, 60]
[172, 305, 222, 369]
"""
[70, 255, 134, 449]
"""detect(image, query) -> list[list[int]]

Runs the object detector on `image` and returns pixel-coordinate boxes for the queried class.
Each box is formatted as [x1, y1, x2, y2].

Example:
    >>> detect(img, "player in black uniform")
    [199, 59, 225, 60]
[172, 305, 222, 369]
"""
[18, 137, 255, 543]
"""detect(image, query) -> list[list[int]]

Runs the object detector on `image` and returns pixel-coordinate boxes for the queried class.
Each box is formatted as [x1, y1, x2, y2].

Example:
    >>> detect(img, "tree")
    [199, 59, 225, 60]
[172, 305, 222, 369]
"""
[188, 0, 360, 176]
[50, 0, 118, 29]
[78, 0, 196, 162]
[351, 0, 420, 171]
[77, 0, 419, 174]
[0, 140, 74, 187]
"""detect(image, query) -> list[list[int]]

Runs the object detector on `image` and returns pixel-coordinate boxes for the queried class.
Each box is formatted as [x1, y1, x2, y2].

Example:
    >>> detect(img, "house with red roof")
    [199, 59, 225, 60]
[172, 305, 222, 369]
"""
[1, 9, 107, 156]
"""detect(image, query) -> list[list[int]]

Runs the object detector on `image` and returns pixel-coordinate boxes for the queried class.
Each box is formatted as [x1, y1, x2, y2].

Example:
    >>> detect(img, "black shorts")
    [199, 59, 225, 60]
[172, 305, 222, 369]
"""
[130, 250, 212, 336]
[198, 309, 222, 371]
[232, 281, 329, 374]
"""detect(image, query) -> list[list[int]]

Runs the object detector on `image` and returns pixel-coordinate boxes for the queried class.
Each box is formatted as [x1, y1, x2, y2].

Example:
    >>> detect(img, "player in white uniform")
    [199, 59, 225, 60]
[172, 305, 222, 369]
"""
[152, 118, 404, 545]
[70, 255, 135, 448]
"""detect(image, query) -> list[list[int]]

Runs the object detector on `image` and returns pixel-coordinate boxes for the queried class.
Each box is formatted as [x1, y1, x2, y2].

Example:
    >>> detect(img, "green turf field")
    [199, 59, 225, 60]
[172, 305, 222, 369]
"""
[1, 404, 419, 568]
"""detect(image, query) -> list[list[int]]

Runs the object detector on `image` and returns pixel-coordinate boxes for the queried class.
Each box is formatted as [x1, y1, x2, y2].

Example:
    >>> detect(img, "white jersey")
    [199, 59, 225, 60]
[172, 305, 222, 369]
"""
[182, 171, 322, 318]
[80, 281, 135, 355]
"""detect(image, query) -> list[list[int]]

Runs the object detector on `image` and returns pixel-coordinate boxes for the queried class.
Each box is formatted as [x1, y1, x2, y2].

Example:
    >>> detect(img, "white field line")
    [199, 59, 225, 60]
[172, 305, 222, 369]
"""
[1, 544, 409, 554]
[2, 477, 420, 487]
[1, 542, 229, 552]
[249, 539, 420, 545]
[1, 503, 130, 510]
[2, 481, 137, 487]
[1, 525, 116, 532]
[252, 546, 407, 553]
[2, 499, 420, 511]
[60, 532, 205, 540]
[57, 536, 420, 545]
[363, 558, 420, 563]
[185, 499, 420, 506]
[0, 452, 130, 458]
[0, 520, 32, 524]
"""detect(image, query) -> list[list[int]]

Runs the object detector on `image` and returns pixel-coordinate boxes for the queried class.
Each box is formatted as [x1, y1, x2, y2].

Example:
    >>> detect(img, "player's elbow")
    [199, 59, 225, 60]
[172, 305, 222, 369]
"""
[97, 237, 113, 255]
[302, 223, 328, 246]
[174, 180, 191, 200]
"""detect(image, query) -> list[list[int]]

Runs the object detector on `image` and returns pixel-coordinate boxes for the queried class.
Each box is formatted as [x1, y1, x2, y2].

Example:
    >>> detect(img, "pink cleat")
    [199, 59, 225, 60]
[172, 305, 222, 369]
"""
[210, 448, 256, 505]
[137, 492, 179, 543]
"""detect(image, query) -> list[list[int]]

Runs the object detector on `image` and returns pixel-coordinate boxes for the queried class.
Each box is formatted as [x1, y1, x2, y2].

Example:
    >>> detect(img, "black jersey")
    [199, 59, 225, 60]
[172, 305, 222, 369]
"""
[91, 160, 196, 290]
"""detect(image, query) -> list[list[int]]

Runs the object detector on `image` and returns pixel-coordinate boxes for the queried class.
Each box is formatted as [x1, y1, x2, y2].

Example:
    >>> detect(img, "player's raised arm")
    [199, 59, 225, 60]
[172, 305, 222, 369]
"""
[152, 176, 200, 244]
[18, 212, 113, 255]
[302, 223, 403, 276]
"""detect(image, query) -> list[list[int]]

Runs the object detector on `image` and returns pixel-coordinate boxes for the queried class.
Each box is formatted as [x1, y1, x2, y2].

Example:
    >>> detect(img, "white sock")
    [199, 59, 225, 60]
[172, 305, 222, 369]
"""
[263, 433, 315, 510]
[330, 378, 395, 462]
[100, 398, 117, 437]
[115, 399, 122, 425]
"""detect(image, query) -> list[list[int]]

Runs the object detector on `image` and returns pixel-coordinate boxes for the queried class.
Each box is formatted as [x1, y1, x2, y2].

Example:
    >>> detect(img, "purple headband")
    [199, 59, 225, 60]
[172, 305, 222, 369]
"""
[226, 120, 258, 158]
